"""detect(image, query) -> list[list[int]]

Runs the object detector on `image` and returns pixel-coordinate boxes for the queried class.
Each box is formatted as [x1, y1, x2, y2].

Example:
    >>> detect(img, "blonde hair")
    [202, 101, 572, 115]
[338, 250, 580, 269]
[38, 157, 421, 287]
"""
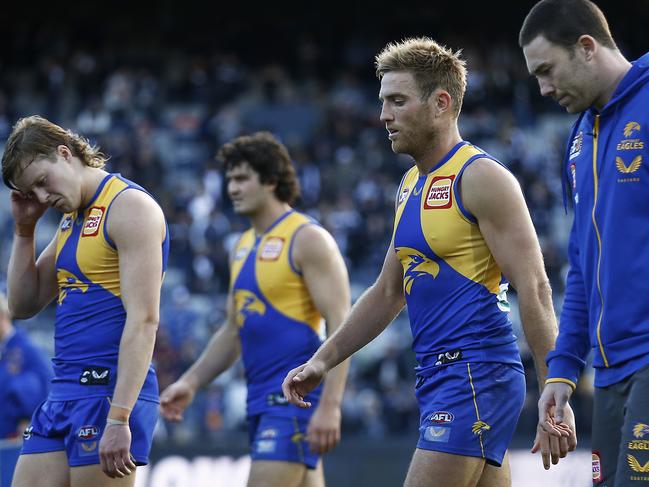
[375, 37, 467, 117]
[2, 115, 107, 189]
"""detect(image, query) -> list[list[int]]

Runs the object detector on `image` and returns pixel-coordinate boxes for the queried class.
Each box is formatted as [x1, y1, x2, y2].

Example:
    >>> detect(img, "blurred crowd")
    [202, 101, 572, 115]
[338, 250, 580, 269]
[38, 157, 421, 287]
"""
[0, 33, 597, 444]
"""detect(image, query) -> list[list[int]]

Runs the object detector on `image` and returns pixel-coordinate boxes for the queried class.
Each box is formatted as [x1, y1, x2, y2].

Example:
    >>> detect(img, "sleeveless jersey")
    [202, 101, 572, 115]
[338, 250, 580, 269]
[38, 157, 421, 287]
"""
[230, 210, 323, 416]
[50, 173, 168, 401]
[393, 142, 520, 376]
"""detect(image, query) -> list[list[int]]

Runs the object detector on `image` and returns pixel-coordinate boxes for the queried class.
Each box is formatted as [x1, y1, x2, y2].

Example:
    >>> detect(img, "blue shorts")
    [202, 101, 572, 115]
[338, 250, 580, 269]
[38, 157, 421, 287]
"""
[21, 397, 158, 467]
[248, 413, 318, 469]
[415, 362, 525, 466]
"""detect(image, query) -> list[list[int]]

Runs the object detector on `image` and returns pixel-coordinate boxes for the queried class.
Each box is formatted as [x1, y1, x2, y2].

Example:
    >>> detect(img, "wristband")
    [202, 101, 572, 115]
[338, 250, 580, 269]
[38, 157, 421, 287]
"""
[14, 225, 35, 238]
[109, 402, 133, 412]
[106, 417, 128, 426]
[545, 378, 577, 392]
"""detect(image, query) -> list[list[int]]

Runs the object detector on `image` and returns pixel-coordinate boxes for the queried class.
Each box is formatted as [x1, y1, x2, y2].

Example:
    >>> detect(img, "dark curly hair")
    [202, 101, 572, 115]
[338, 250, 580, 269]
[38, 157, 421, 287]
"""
[217, 132, 300, 205]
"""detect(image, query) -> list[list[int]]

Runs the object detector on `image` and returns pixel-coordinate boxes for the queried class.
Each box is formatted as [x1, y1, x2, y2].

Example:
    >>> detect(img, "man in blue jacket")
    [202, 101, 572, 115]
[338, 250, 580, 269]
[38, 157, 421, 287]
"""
[520, 0, 649, 484]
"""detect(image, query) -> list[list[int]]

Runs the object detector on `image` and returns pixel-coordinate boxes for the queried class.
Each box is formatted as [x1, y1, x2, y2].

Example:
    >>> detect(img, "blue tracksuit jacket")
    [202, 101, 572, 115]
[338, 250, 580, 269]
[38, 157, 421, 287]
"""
[546, 52, 649, 388]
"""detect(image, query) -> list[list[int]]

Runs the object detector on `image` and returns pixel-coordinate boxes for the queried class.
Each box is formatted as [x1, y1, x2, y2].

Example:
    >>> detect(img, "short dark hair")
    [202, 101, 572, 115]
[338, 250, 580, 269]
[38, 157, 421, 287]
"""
[217, 131, 300, 205]
[519, 0, 617, 50]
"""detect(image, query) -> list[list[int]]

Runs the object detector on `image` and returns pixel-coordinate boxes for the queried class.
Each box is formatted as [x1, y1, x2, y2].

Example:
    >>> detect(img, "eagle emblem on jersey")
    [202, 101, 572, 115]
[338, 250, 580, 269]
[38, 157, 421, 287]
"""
[234, 289, 266, 327]
[616, 155, 642, 174]
[633, 423, 649, 439]
[624, 121, 641, 138]
[58, 269, 90, 305]
[628, 454, 649, 473]
[291, 431, 305, 443]
[472, 420, 491, 436]
[395, 247, 440, 294]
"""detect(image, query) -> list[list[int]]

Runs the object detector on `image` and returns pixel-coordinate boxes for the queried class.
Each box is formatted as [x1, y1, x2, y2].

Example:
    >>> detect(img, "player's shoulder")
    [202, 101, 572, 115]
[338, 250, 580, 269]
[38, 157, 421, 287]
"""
[293, 222, 339, 260]
[105, 188, 166, 244]
[110, 188, 164, 221]
[461, 156, 513, 186]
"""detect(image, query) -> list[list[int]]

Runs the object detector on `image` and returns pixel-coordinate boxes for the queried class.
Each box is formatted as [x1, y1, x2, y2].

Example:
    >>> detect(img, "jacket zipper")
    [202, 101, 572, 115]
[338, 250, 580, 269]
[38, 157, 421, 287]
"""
[591, 115, 609, 367]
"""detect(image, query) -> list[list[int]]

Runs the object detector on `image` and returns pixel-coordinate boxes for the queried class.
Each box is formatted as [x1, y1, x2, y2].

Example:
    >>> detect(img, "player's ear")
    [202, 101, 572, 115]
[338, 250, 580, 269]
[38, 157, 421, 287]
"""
[433, 90, 452, 117]
[56, 145, 73, 161]
[576, 35, 597, 62]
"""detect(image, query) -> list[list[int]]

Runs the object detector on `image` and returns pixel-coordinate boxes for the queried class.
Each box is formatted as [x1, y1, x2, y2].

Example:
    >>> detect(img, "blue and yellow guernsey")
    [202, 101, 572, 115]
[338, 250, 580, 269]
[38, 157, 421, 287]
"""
[393, 142, 521, 377]
[230, 210, 323, 417]
[50, 174, 168, 402]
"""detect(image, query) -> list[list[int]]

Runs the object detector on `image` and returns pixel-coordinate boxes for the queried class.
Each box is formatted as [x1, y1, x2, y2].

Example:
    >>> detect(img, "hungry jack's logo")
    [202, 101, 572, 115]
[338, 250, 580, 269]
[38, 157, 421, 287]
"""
[82, 206, 105, 237]
[424, 176, 455, 209]
[395, 247, 440, 294]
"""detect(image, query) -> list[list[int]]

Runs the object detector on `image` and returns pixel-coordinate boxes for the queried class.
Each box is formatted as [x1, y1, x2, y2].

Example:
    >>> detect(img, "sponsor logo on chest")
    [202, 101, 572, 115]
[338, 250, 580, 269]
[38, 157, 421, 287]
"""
[82, 206, 105, 237]
[424, 176, 455, 210]
[259, 237, 284, 261]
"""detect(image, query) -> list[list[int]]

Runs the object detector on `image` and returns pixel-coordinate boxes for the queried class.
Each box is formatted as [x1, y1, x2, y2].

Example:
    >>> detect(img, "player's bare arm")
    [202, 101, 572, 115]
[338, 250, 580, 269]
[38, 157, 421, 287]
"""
[159, 294, 241, 422]
[292, 224, 351, 454]
[7, 191, 58, 318]
[283, 237, 405, 407]
[461, 157, 577, 468]
[99, 189, 165, 479]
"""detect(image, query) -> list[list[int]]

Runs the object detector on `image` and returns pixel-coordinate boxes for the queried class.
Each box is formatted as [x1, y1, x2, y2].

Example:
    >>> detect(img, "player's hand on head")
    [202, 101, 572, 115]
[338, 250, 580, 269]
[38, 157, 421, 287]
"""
[159, 380, 196, 422]
[99, 423, 136, 478]
[282, 361, 327, 408]
[306, 403, 342, 454]
[10, 190, 49, 226]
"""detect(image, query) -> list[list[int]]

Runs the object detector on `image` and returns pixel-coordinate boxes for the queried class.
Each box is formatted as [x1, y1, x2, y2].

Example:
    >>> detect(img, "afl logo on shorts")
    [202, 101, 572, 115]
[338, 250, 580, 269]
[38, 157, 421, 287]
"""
[78, 425, 100, 440]
[82, 206, 105, 237]
[424, 176, 455, 210]
[429, 411, 454, 424]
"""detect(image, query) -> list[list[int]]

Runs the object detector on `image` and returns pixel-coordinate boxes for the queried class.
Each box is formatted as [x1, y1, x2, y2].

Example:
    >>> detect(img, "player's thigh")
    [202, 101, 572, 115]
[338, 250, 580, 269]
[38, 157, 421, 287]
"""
[70, 464, 136, 487]
[404, 448, 485, 487]
[247, 460, 307, 487]
[11, 451, 69, 487]
[613, 365, 649, 487]
[300, 459, 325, 487]
[592, 383, 625, 485]
[415, 363, 525, 468]
[476, 451, 511, 487]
